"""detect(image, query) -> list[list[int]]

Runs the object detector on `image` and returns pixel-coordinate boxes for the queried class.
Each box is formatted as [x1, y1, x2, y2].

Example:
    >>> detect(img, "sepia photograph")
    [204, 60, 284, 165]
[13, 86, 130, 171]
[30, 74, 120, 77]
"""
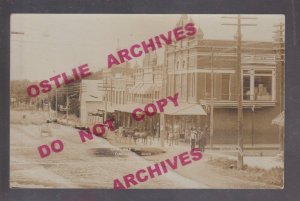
[10, 14, 284, 189]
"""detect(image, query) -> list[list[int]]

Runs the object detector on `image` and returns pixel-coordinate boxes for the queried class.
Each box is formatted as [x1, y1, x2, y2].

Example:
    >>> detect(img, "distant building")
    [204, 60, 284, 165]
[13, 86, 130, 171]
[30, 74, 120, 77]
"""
[129, 51, 162, 104]
[80, 80, 105, 125]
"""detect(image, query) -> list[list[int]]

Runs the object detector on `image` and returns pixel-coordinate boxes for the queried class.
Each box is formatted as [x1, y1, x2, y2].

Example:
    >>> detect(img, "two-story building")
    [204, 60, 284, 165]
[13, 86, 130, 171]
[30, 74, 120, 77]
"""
[165, 15, 283, 144]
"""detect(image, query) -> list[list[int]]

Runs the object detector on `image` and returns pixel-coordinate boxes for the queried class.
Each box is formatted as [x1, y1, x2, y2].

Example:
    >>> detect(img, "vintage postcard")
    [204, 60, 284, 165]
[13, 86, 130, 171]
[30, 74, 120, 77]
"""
[10, 14, 284, 189]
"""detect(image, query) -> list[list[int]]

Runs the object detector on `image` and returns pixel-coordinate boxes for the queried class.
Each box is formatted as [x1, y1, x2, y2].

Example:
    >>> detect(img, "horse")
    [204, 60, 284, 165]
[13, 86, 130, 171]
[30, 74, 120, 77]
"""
[121, 127, 138, 143]
[133, 130, 153, 145]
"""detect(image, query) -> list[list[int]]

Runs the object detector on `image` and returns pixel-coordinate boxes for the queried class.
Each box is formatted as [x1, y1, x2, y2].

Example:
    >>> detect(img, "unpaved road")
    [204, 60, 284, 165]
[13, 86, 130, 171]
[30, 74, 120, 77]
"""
[10, 110, 277, 189]
[10, 122, 206, 188]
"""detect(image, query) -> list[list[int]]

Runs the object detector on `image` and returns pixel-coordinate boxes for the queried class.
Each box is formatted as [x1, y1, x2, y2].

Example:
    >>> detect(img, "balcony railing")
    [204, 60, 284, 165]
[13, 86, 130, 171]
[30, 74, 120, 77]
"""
[200, 92, 276, 108]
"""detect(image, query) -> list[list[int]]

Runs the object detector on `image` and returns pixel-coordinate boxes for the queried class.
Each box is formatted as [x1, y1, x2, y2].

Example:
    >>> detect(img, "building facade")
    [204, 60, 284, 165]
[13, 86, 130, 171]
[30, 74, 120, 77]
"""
[79, 15, 284, 145]
[165, 15, 283, 144]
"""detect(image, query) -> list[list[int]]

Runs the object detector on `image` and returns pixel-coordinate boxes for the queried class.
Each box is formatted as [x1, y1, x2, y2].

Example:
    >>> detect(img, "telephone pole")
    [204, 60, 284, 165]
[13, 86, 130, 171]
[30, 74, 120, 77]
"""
[110, 74, 113, 107]
[104, 77, 108, 121]
[55, 89, 58, 117]
[210, 47, 214, 148]
[66, 90, 69, 124]
[160, 45, 168, 147]
[222, 15, 256, 169]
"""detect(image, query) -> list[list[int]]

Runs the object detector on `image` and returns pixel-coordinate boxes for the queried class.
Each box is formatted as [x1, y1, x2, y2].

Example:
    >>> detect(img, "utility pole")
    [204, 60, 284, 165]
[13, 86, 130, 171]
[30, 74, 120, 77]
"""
[110, 70, 113, 107]
[210, 47, 214, 148]
[160, 45, 168, 147]
[55, 89, 58, 117]
[273, 22, 285, 151]
[222, 15, 256, 169]
[66, 90, 69, 124]
[104, 77, 108, 121]
[52, 70, 58, 118]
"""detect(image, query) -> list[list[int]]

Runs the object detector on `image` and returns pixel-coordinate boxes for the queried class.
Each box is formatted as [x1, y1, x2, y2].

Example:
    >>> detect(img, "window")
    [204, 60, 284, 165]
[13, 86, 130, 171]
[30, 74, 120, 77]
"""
[243, 69, 274, 101]
[255, 76, 272, 101]
[205, 74, 211, 98]
[176, 74, 181, 94]
[191, 73, 195, 97]
[189, 56, 196, 68]
[197, 56, 210, 68]
[182, 74, 187, 97]
[205, 73, 230, 100]
[222, 74, 230, 100]
[243, 76, 251, 100]
[116, 91, 119, 104]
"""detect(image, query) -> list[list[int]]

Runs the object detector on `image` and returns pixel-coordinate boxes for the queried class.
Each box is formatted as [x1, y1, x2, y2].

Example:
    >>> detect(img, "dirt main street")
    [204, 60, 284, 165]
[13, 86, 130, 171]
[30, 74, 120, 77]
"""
[10, 111, 206, 188]
[10, 110, 279, 189]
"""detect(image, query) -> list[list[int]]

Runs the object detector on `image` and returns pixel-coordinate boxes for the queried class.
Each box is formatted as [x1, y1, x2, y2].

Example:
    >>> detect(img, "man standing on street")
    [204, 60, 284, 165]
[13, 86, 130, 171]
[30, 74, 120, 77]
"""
[190, 128, 197, 150]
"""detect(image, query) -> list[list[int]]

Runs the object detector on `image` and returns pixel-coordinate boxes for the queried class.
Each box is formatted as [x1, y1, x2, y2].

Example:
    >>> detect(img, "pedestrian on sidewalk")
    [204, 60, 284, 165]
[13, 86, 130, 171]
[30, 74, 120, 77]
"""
[156, 122, 160, 141]
[198, 129, 206, 152]
[185, 128, 190, 143]
[190, 128, 197, 150]
[201, 126, 209, 152]
[117, 126, 123, 143]
[174, 123, 179, 145]
[168, 132, 174, 146]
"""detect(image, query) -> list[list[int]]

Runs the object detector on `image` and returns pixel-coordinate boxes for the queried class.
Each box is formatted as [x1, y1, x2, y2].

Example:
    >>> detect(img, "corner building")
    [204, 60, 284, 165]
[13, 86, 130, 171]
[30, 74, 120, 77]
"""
[165, 15, 283, 144]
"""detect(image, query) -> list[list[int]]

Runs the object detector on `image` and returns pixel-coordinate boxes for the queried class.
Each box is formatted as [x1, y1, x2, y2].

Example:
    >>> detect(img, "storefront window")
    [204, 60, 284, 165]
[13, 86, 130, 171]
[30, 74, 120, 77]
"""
[243, 69, 274, 101]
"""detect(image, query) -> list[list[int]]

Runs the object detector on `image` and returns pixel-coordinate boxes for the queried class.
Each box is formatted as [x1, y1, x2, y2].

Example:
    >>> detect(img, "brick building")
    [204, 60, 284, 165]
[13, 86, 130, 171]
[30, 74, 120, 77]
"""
[79, 15, 284, 145]
[164, 15, 283, 144]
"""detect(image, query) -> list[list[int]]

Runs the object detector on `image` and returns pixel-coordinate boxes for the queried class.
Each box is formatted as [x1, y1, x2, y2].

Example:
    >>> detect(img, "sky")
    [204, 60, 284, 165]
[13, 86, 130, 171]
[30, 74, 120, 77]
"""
[10, 14, 284, 81]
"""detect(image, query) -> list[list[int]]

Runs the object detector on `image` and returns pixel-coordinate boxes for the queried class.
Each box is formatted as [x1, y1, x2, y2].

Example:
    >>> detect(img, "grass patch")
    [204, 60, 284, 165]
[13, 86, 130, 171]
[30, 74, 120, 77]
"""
[208, 157, 283, 187]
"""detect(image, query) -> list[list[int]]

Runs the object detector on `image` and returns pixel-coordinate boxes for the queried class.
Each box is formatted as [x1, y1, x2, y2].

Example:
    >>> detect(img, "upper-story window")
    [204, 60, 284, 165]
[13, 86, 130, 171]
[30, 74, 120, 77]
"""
[243, 69, 275, 101]
[176, 61, 179, 70]
[204, 73, 231, 100]
[182, 60, 185, 69]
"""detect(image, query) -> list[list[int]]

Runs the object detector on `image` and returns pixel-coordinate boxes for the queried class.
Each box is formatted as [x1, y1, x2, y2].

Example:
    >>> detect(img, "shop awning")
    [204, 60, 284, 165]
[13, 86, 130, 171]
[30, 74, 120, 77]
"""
[116, 101, 207, 116]
[97, 105, 117, 113]
[164, 103, 207, 116]
[117, 103, 145, 113]
[272, 111, 284, 127]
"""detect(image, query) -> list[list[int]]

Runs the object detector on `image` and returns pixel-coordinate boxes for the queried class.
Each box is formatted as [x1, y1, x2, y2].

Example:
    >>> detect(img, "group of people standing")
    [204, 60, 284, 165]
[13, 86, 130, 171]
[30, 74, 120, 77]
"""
[190, 127, 208, 152]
